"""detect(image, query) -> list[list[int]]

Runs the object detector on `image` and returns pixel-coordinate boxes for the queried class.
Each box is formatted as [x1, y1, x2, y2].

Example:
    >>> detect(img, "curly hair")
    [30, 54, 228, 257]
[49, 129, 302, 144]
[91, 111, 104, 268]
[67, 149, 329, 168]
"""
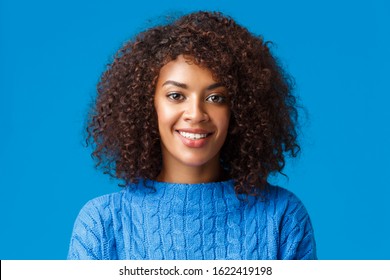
[87, 11, 300, 196]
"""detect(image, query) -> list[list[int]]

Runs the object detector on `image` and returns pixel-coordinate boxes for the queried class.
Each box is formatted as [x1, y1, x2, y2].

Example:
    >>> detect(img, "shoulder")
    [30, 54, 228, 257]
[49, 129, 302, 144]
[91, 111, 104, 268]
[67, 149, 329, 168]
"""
[264, 185, 312, 231]
[265, 184, 300, 201]
[79, 191, 124, 216]
[67, 191, 125, 260]
[265, 185, 307, 214]
[75, 190, 127, 229]
[264, 185, 317, 260]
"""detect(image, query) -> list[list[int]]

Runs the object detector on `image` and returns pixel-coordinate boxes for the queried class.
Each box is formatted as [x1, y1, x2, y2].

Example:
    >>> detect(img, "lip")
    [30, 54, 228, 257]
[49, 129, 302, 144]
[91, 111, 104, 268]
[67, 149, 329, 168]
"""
[175, 129, 214, 148]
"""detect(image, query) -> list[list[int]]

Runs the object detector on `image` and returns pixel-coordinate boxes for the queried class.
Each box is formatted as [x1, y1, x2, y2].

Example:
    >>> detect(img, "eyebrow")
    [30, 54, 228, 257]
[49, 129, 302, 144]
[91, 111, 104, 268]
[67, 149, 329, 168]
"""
[206, 82, 224, 91]
[162, 80, 188, 89]
[162, 80, 225, 91]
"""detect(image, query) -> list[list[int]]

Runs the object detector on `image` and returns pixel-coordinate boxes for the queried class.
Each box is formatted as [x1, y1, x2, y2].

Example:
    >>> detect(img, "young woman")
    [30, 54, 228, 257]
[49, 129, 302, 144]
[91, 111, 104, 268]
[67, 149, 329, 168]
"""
[68, 11, 317, 260]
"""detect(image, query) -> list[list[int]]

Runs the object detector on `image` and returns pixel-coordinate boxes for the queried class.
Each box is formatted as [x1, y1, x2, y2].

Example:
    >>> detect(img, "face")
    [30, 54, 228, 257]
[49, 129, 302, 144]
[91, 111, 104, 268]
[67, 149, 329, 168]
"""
[154, 55, 230, 172]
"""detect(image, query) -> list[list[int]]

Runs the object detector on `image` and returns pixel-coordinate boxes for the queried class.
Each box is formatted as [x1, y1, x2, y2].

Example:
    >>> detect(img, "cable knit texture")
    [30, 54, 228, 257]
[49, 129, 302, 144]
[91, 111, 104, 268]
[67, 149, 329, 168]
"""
[68, 180, 317, 260]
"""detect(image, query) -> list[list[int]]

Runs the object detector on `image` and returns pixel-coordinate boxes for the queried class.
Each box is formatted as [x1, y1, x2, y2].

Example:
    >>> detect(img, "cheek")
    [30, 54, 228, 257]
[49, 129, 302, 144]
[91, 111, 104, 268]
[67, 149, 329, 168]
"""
[214, 109, 231, 136]
[155, 104, 180, 131]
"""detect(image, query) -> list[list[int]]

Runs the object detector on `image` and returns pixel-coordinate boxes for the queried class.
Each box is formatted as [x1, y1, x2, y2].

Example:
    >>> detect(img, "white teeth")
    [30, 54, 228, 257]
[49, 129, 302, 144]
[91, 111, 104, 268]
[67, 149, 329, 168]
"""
[179, 131, 208, 140]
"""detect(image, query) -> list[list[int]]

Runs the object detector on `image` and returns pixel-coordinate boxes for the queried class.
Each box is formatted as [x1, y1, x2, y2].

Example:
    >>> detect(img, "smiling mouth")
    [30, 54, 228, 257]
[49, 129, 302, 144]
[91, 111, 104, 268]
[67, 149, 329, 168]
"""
[178, 131, 211, 140]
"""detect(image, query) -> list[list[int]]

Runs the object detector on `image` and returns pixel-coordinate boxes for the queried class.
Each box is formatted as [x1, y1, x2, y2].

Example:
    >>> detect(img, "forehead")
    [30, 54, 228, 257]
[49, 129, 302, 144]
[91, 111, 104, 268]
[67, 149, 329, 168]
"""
[157, 55, 218, 86]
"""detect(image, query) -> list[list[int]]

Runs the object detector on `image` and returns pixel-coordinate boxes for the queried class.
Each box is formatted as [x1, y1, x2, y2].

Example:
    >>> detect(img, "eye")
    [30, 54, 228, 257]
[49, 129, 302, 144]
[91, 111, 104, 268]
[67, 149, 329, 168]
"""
[206, 94, 227, 104]
[167, 92, 184, 101]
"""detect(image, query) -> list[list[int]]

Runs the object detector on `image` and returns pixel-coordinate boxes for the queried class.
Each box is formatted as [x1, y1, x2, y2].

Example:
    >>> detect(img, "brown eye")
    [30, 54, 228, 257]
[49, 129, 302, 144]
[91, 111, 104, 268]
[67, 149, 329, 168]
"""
[167, 92, 184, 101]
[206, 94, 227, 104]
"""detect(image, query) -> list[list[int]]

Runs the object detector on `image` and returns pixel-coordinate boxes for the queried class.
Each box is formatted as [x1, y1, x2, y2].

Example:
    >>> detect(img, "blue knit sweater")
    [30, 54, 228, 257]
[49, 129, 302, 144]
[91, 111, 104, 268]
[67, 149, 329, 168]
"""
[67, 180, 317, 260]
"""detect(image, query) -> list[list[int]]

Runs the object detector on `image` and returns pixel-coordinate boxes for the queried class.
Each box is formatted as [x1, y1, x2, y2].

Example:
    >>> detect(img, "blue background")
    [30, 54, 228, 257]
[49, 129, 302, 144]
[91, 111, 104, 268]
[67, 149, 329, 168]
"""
[1, 0, 389, 259]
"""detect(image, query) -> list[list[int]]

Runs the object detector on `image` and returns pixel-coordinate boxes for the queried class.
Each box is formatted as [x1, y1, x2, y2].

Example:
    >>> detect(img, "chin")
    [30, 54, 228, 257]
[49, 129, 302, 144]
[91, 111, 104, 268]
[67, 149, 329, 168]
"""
[177, 152, 219, 168]
[179, 157, 210, 167]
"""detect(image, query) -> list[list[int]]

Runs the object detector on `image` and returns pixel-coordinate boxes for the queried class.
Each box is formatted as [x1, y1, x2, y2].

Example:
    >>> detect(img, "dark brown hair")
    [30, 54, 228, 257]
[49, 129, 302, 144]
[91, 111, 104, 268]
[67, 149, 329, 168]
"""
[87, 11, 300, 195]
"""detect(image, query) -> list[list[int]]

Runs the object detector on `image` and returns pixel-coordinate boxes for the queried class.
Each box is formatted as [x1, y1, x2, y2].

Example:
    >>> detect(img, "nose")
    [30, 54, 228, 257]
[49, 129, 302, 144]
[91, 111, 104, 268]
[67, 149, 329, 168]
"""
[183, 99, 209, 123]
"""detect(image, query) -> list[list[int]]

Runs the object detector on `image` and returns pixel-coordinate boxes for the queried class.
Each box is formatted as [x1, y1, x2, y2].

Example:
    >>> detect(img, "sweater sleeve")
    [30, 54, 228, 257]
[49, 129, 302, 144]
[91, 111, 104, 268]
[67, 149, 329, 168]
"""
[277, 189, 317, 260]
[67, 198, 107, 260]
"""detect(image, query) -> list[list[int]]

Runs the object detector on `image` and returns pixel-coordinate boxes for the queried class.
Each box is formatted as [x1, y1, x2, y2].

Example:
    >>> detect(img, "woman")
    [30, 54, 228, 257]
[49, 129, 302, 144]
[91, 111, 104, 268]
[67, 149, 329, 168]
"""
[68, 11, 317, 260]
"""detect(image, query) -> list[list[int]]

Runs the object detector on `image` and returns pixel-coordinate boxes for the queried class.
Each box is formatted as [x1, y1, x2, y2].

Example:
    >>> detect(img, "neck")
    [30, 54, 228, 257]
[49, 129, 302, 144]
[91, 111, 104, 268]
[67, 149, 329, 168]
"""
[157, 157, 223, 184]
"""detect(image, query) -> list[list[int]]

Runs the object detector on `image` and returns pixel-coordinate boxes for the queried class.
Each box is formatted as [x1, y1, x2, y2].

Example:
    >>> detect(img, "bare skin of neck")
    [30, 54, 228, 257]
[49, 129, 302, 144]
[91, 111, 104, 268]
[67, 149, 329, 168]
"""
[156, 153, 222, 184]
